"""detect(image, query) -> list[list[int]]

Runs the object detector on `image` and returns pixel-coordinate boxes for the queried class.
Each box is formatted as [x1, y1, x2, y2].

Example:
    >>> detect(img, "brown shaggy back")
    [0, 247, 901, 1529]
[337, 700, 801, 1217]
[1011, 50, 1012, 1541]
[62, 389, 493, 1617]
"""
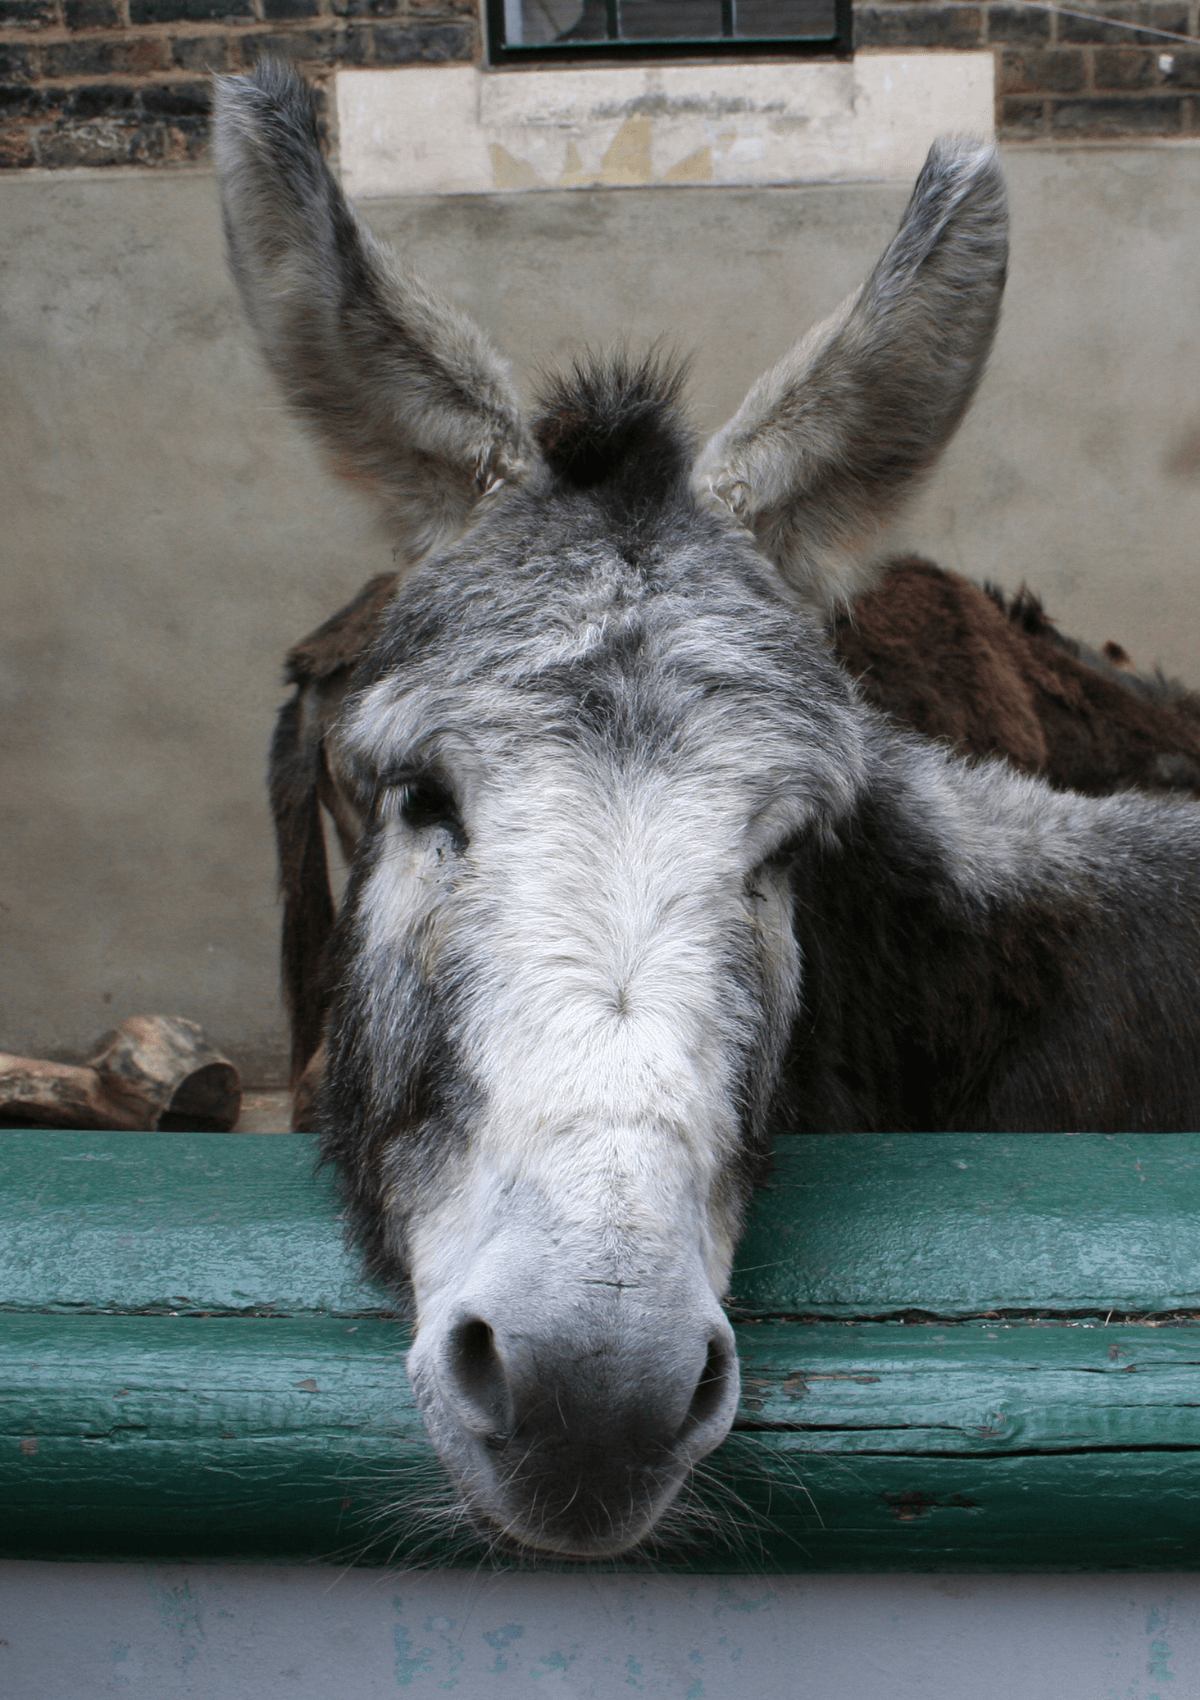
[833, 557, 1200, 796]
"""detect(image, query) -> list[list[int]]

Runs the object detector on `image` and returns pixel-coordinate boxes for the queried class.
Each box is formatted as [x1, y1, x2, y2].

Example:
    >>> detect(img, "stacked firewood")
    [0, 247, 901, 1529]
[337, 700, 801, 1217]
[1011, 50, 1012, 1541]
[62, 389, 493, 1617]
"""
[0, 1015, 241, 1132]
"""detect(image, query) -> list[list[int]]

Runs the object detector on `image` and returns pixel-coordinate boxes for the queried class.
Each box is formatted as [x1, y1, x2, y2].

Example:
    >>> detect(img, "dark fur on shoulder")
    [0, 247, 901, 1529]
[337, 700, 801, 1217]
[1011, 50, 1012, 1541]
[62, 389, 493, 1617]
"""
[285, 572, 399, 687]
[784, 767, 1200, 1132]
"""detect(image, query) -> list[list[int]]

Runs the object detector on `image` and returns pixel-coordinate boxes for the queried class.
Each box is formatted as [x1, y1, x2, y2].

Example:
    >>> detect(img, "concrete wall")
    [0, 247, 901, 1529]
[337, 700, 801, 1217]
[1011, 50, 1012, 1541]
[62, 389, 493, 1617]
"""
[4, 1561, 1200, 1697]
[4, 145, 1200, 1076]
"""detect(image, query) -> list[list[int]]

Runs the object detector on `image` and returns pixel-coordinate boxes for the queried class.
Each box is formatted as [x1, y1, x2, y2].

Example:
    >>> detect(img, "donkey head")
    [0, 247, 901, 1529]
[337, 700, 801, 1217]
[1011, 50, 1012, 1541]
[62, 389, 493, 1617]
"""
[215, 63, 1006, 1558]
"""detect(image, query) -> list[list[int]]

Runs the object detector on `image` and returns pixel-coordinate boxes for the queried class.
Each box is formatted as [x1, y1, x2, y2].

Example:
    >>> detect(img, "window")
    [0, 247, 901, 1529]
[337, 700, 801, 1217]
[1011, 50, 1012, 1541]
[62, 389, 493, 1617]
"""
[486, 0, 852, 64]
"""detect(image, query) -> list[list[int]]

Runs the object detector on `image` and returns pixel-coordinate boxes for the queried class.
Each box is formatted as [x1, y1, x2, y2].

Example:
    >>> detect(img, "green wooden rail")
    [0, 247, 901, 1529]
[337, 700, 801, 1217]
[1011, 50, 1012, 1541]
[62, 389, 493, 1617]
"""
[3, 1130, 1200, 1570]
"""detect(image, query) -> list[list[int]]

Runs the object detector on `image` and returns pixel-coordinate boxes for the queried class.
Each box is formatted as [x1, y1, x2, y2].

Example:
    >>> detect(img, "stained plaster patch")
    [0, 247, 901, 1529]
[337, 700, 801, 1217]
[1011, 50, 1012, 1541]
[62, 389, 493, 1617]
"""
[336, 55, 995, 199]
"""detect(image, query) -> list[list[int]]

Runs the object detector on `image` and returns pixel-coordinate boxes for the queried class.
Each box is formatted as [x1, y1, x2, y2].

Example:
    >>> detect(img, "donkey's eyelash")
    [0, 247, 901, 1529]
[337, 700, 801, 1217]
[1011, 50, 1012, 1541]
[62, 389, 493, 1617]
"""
[381, 771, 469, 850]
[377, 764, 426, 789]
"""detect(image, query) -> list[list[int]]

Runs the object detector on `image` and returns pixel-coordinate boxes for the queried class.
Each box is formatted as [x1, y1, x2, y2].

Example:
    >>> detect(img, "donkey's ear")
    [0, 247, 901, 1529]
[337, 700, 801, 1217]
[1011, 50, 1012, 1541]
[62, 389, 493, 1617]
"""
[214, 63, 533, 564]
[692, 138, 1007, 611]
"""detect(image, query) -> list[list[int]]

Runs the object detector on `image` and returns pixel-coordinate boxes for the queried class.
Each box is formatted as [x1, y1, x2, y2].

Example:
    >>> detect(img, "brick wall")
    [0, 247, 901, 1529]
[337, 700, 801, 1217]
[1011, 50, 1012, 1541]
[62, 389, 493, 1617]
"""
[1, 0, 1196, 169]
[0, 0, 475, 168]
[856, 2, 1200, 140]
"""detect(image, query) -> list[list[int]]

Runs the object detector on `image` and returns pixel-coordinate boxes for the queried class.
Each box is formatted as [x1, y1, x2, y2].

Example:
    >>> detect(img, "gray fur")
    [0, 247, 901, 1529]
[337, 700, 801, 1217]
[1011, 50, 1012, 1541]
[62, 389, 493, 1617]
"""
[213, 62, 532, 566]
[218, 68, 1200, 1561]
[693, 137, 1007, 609]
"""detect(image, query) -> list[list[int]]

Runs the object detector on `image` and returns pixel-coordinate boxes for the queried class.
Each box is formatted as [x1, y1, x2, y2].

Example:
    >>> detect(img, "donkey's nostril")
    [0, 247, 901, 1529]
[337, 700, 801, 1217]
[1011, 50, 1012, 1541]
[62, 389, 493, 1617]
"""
[680, 1331, 735, 1441]
[442, 1316, 512, 1439]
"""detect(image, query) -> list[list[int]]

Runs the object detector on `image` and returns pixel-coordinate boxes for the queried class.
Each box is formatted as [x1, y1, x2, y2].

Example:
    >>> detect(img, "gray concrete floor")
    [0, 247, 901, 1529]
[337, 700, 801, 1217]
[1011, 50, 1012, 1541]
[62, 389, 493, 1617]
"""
[1, 1562, 1196, 1698]
[231, 1090, 293, 1133]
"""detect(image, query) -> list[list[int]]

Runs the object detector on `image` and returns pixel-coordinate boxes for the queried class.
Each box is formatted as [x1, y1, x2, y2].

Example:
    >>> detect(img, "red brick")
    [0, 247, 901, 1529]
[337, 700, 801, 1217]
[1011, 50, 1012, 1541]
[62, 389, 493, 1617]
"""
[172, 33, 235, 68]
[1165, 47, 1200, 83]
[998, 93, 1049, 134]
[987, 4, 1051, 41]
[854, 5, 985, 47]
[1051, 92, 1184, 128]
[0, 117, 37, 162]
[1058, 3, 1189, 45]
[999, 46, 1087, 92]
[41, 35, 171, 73]
[1093, 45, 1163, 84]
[63, 0, 122, 27]
[237, 25, 340, 61]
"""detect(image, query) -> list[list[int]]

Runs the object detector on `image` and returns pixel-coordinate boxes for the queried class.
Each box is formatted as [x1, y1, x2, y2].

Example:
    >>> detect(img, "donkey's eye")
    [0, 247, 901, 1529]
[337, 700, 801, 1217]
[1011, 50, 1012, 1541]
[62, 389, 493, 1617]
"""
[391, 773, 467, 850]
[757, 835, 803, 876]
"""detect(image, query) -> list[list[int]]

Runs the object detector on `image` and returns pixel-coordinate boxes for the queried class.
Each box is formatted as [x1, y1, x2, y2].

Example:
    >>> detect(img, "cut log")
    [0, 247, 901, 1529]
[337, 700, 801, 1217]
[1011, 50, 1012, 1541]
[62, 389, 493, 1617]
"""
[88, 1015, 241, 1132]
[0, 1055, 149, 1132]
[0, 1016, 241, 1132]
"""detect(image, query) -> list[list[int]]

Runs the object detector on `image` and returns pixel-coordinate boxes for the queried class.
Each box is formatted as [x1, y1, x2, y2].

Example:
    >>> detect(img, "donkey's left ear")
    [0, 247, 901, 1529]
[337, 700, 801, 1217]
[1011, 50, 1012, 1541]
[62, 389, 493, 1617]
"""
[692, 138, 1007, 612]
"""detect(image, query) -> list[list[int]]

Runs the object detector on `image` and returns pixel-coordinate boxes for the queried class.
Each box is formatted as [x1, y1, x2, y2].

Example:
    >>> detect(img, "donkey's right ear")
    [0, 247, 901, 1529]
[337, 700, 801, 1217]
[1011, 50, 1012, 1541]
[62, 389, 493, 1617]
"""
[214, 63, 534, 565]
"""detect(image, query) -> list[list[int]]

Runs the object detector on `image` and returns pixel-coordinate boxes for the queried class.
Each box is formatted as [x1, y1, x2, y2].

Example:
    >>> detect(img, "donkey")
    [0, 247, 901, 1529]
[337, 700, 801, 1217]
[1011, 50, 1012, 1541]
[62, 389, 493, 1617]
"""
[216, 64, 1200, 1559]
[276, 554, 1200, 1104]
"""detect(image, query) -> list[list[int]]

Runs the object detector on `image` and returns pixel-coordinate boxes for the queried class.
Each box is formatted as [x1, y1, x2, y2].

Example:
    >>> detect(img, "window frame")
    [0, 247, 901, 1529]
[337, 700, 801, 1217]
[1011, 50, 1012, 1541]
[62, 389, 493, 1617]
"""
[484, 0, 854, 67]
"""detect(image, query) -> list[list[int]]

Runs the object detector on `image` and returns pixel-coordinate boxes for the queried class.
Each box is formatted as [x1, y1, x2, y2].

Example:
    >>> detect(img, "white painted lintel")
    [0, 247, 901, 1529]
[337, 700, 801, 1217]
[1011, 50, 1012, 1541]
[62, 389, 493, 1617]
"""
[337, 52, 995, 199]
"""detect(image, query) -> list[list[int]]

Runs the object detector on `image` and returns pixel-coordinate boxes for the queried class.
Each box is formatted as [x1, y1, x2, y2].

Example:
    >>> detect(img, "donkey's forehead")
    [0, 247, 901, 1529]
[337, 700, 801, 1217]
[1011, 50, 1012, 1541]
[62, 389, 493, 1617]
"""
[345, 519, 869, 810]
[364, 516, 830, 703]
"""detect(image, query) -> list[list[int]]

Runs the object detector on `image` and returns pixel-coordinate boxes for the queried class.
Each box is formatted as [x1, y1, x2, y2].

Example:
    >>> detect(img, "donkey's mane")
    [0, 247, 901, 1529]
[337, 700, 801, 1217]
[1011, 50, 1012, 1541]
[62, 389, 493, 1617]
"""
[532, 352, 695, 508]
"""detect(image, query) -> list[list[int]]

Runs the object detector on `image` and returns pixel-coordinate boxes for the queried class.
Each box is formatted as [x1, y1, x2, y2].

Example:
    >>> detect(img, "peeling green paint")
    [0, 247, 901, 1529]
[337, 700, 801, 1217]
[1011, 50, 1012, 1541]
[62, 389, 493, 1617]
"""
[1148, 1600, 1175, 1693]
[145, 1578, 205, 1667]
[482, 1623, 523, 1651]
[11, 1132, 1200, 1571]
[392, 1601, 436, 1687]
